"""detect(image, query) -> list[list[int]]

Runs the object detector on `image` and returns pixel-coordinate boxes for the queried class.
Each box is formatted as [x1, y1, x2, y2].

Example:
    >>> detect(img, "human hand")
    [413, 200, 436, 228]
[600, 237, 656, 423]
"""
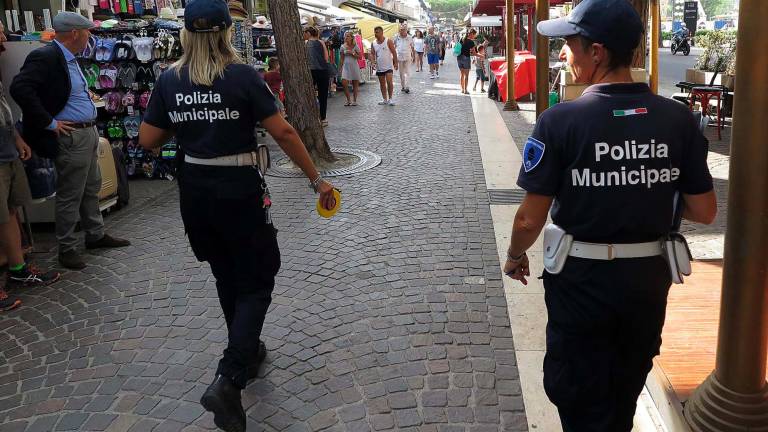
[394, 63, 399, 71]
[15, 137, 31, 161]
[317, 181, 337, 210]
[54, 121, 75, 137]
[503, 253, 530, 285]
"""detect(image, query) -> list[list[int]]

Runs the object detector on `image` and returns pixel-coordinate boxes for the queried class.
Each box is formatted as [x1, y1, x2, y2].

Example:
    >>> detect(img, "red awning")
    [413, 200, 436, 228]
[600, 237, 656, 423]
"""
[472, 0, 567, 18]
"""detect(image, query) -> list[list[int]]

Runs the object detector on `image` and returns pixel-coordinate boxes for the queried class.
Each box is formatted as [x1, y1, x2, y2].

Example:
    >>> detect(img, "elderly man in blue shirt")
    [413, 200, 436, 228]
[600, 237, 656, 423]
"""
[11, 12, 130, 270]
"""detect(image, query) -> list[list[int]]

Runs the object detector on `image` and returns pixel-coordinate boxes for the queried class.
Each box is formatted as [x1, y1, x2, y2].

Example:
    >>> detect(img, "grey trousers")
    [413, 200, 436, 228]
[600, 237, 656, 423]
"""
[54, 126, 104, 253]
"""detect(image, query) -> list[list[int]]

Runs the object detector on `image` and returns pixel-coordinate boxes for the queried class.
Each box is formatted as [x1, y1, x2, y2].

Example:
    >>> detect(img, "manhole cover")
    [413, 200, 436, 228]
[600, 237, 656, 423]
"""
[488, 189, 526, 205]
[267, 148, 382, 178]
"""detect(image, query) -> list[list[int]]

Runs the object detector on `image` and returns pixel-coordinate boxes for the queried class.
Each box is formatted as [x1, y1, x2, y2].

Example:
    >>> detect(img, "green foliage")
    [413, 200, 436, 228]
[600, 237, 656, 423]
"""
[699, 0, 736, 18]
[694, 30, 737, 73]
[662, 30, 672, 41]
[429, 0, 470, 20]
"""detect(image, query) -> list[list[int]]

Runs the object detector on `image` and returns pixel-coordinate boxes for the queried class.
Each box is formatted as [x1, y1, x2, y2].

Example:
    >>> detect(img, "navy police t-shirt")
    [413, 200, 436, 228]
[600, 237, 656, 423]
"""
[143, 64, 278, 158]
[517, 83, 713, 243]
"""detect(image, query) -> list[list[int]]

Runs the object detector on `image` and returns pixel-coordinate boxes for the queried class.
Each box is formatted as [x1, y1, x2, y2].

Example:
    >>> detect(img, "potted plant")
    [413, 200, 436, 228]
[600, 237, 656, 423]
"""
[685, 30, 736, 88]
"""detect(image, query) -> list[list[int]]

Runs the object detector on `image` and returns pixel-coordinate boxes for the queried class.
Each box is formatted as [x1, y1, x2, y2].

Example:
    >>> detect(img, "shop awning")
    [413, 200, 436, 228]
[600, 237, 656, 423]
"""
[340, 5, 400, 42]
[471, 0, 567, 18]
[298, 0, 365, 21]
[340, 1, 415, 23]
[471, 15, 502, 27]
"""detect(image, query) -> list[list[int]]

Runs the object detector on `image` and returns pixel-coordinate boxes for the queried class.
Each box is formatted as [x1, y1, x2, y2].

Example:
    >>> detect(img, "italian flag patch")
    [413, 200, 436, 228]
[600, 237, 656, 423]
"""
[613, 108, 648, 117]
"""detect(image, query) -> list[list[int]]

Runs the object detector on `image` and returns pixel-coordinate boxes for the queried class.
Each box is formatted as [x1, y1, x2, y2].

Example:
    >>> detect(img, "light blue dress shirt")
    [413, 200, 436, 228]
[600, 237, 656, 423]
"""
[47, 40, 97, 130]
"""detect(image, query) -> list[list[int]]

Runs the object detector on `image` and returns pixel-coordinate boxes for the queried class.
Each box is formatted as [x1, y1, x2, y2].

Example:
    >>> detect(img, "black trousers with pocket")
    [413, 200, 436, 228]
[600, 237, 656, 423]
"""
[542, 256, 671, 432]
[178, 163, 281, 389]
[311, 68, 329, 120]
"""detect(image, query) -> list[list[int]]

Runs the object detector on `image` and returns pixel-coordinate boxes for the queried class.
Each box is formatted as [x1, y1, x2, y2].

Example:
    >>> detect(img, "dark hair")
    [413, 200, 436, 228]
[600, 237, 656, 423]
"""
[305, 27, 319, 37]
[268, 57, 279, 70]
[579, 36, 634, 69]
[415, 30, 423, 38]
[478, 44, 485, 52]
[374, 26, 383, 32]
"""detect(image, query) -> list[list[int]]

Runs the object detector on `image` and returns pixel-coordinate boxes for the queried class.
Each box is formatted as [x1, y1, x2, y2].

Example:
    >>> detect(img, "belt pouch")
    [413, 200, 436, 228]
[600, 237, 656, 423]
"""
[543, 223, 574, 274]
[662, 232, 692, 284]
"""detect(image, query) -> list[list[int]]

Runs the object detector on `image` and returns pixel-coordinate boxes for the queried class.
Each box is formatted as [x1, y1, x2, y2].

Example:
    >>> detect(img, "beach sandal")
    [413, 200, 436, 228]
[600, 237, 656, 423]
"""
[133, 36, 154, 62]
[84, 63, 100, 89]
[97, 38, 116, 62]
[119, 63, 137, 88]
[81, 35, 97, 59]
[98, 64, 118, 89]
[152, 61, 171, 79]
[105, 92, 124, 114]
[123, 115, 141, 138]
[139, 90, 151, 109]
[114, 36, 131, 60]
[153, 32, 166, 60]
[122, 90, 136, 108]
[136, 65, 155, 85]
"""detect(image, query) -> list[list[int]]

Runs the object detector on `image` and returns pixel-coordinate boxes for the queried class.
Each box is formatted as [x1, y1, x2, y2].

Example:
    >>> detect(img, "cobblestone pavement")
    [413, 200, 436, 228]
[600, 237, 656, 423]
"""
[496, 99, 730, 259]
[0, 61, 528, 432]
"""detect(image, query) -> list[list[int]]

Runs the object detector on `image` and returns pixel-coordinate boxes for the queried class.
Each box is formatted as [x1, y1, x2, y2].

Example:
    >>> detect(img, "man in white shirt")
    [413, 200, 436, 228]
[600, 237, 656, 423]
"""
[393, 24, 415, 94]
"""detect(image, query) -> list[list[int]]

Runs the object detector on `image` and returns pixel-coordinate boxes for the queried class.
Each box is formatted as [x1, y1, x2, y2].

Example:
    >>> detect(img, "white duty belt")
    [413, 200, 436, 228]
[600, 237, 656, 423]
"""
[568, 240, 663, 260]
[184, 152, 258, 167]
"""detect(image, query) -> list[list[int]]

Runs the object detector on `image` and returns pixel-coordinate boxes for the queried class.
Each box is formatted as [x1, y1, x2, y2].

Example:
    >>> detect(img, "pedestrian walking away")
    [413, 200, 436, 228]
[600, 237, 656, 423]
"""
[502, 0, 717, 430]
[394, 24, 415, 94]
[439, 31, 447, 65]
[339, 32, 362, 106]
[457, 29, 477, 94]
[413, 30, 425, 72]
[304, 26, 330, 126]
[138, 1, 338, 431]
[424, 26, 441, 78]
[10, 11, 130, 271]
[370, 26, 398, 106]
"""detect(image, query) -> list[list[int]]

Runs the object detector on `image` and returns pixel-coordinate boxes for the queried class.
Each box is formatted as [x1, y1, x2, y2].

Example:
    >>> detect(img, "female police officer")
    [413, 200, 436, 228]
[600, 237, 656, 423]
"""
[502, 0, 717, 430]
[138, 0, 336, 430]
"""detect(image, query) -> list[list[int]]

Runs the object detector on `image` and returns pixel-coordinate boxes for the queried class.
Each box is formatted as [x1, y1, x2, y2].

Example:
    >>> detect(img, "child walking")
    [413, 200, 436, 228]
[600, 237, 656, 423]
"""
[473, 45, 488, 93]
[263, 58, 285, 116]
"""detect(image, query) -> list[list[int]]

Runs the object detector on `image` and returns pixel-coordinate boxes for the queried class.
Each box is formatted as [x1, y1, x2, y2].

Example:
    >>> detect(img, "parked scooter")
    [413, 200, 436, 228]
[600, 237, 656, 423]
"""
[671, 34, 691, 56]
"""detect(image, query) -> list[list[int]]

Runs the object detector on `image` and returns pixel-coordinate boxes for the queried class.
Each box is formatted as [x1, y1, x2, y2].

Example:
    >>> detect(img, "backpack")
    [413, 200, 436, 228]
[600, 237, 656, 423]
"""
[453, 39, 462, 56]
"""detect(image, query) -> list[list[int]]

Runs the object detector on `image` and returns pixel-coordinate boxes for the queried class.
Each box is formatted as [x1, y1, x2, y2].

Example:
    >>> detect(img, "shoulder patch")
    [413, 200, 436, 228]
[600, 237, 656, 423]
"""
[523, 137, 546, 173]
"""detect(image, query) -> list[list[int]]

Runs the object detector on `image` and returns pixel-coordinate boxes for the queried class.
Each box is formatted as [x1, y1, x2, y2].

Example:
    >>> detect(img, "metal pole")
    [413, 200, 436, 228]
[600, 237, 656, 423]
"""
[503, 0, 519, 111]
[534, 0, 548, 117]
[684, 1, 768, 430]
[649, 0, 659, 93]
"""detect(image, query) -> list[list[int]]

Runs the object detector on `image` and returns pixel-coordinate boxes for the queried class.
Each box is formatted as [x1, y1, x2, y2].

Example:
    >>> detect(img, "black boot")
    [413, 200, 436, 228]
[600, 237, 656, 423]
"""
[200, 375, 246, 432]
[247, 340, 267, 380]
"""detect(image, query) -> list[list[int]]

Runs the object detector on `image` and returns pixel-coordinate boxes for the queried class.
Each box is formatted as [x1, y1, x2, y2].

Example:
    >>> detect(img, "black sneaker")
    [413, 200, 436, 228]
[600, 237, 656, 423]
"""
[0, 289, 21, 311]
[200, 375, 246, 432]
[247, 340, 268, 380]
[8, 264, 61, 286]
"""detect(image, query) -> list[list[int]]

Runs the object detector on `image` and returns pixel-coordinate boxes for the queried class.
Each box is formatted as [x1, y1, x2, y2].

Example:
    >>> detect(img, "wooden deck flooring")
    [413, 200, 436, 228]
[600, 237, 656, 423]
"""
[656, 260, 768, 401]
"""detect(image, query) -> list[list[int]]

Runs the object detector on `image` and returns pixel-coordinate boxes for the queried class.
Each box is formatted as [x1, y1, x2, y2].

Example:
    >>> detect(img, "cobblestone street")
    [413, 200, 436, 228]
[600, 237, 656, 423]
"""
[0, 61, 528, 432]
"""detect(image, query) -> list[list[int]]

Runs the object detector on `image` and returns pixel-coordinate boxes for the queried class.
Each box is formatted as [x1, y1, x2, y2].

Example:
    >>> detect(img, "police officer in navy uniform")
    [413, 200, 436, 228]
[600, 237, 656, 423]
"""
[139, 0, 336, 430]
[502, 0, 717, 430]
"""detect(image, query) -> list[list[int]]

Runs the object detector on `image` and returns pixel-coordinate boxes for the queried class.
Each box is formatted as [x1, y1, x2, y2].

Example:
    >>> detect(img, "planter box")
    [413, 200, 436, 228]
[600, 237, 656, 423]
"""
[662, 40, 671, 47]
[561, 68, 648, 85]
[684, 68, 736, 89]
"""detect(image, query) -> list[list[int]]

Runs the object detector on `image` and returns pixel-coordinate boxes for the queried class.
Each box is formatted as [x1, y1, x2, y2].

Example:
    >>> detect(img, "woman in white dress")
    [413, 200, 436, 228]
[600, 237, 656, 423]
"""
[413, 30, 425, 72]
[340, 32, 362, 106]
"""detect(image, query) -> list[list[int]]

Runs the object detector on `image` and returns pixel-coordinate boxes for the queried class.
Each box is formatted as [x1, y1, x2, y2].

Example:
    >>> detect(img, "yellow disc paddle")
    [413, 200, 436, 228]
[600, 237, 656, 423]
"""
[317, 188, 341, 218]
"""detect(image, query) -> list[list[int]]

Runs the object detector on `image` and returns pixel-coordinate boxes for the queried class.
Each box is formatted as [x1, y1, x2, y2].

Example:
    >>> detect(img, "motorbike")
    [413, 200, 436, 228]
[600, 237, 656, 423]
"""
[671, 34, 691, 56]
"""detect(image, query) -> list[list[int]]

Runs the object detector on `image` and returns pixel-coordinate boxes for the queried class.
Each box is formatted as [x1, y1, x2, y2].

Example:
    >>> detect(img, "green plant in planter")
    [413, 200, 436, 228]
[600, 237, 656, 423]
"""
[694, 30, 737, 73]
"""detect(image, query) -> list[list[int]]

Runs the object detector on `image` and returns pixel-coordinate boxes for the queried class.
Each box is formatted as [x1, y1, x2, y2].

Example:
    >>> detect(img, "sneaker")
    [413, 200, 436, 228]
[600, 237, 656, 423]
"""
[429, 74, 435, 80]
[378, 100, 388, 105]
[200, 375, 246, 432]
[436, 71, 440, 78]
[0, 289, 21, 312]
[8, 264, 61, 286]
[85, 234, 131, 250]
[388, 100, 396, 106]
[247, 340, 268, 380]
[59, 250, 86, 270]
[404, 88, 410, 94]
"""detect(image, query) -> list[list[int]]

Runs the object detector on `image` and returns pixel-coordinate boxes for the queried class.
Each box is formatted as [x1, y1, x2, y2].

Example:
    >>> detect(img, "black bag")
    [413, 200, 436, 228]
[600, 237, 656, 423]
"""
[23, 153, 56, 200]
[488, 80, 499, 101]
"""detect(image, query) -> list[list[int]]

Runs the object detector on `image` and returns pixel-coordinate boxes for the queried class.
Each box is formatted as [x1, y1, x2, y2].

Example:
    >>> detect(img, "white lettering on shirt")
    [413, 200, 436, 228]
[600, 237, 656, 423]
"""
[169, 91, 238, 124]
[571, 139, 679, 189]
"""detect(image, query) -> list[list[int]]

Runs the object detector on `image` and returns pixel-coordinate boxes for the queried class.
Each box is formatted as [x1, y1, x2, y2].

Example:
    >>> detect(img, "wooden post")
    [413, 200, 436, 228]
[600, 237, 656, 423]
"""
[649, 0, 659, 93]
[684, 1, 768, 430]
[534, 0, 548, 117]
[527, 7, 533, 52]
[503, 0, 519, 111]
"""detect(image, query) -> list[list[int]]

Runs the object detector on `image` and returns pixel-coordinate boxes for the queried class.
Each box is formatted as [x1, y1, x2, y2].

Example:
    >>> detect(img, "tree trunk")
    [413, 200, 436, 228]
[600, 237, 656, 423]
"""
[629, 0, 649, 69]
[267, 0, 336, 162]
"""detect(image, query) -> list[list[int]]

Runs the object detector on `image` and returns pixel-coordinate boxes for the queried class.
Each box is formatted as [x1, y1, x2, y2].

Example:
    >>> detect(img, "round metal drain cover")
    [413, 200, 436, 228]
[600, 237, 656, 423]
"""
[267, 148, 382, 178]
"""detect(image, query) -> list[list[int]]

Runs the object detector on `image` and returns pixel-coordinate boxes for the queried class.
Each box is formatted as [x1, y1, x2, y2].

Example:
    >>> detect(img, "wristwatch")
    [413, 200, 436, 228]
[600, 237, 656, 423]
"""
[310, 174, 324, 193]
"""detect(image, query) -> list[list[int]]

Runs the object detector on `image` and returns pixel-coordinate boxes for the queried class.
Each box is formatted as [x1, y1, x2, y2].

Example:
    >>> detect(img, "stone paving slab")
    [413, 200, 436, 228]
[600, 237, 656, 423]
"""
[0, 60, 527, 431]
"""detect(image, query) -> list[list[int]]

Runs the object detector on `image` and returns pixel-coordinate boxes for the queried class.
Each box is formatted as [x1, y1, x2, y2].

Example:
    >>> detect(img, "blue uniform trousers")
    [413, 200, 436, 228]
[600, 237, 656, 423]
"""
[542, 256, 671, 432]
[179, 163, 281, 389]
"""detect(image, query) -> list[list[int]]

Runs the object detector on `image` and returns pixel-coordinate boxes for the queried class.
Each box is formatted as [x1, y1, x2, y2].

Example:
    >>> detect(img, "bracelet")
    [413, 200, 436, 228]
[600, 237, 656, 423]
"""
[506, 251, 526, 261]
[310, 174, 324, 193]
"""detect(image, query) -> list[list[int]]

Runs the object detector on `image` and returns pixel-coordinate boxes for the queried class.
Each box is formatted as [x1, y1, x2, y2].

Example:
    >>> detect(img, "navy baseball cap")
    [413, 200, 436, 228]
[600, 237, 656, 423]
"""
[184, 0, 232, 32]
[537, 0, 644, 51]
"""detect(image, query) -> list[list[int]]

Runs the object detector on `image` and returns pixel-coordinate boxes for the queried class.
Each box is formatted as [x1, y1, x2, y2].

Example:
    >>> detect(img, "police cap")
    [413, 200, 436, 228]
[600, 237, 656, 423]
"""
[184, 0, 232, 33]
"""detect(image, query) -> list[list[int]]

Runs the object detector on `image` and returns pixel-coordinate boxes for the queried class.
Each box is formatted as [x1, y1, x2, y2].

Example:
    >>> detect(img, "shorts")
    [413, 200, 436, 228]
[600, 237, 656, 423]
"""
[0, 159, 32, 224]
[457, 55, 471, 70]
[427, 53, 440, 65]
[476, 68, 488, 81]
[376, 70, 393, 77]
